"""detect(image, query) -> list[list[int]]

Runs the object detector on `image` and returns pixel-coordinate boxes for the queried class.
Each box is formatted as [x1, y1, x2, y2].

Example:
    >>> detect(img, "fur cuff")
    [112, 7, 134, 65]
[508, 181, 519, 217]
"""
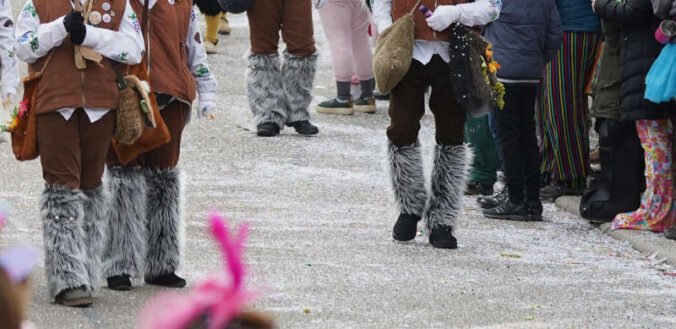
[40, 187, 89, 298]
[424, 144, 473, 232]
[103, 167, 148, 279]
[387, 141, 427, 216]
[282, 51, 318, 123]
[247, 53, 287, 128]
[144, 168, 184, 278]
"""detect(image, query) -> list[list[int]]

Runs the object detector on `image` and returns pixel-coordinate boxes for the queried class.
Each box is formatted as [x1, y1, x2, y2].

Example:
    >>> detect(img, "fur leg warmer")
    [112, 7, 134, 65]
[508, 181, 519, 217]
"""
[423, 144, 473, 232]
[282, 51, 317, 123]
[144, 168, 183, 278]
[247, 53, 287, 129]
[103, 167, 147, 279]
[82, 186, 109, 290]
[388, 141, 427, 216]
[40, 187, 89, 299]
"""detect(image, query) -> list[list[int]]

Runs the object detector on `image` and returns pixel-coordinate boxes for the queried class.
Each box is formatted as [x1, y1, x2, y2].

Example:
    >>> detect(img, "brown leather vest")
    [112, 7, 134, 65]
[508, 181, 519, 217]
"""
[29, 0, 126, 114]
[132, 0, 196, 102]
[392, 0, 467, 41]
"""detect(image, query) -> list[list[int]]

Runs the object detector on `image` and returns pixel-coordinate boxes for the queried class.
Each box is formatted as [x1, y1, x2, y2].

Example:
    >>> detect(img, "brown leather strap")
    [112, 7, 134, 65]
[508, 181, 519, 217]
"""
[39, 50, 56, 75]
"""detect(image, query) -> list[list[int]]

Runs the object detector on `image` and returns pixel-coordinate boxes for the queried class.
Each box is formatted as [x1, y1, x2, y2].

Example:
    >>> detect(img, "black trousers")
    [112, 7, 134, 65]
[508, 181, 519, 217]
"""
[493, 83, 540, 203]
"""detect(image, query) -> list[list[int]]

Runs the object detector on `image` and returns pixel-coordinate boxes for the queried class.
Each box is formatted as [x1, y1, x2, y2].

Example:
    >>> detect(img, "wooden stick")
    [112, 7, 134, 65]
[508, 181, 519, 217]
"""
[74, 0, 86, 69]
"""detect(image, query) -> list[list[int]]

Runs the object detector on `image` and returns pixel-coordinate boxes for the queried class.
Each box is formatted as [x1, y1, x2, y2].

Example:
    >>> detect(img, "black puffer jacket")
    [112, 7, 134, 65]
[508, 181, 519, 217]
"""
[594, 0, 674, 121]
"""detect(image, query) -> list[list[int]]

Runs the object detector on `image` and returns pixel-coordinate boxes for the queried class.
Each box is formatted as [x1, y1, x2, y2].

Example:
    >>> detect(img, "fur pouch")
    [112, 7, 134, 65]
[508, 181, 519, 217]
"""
[373, 12, 415, 94]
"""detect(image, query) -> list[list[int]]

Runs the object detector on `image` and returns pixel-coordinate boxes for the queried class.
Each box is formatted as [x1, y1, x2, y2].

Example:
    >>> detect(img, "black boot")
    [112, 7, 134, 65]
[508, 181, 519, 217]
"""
[257, 122, 280, 137]
[107, 275, 132, 291]
[483, 199, 530, 221]
[580, 119, 644, 224]
[287, 120, 319, 136]
[145, 273, 187, 288]
[527, 199, 543, 221]
[392, 213, 421, 242]
[429, 226, 458, 249]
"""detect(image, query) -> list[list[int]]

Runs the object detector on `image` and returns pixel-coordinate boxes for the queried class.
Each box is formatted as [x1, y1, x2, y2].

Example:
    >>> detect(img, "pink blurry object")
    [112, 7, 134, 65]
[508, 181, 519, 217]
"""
[419, 5, 433, 18]
[0, 246, 40, 284]
[138, 213, 255, 329]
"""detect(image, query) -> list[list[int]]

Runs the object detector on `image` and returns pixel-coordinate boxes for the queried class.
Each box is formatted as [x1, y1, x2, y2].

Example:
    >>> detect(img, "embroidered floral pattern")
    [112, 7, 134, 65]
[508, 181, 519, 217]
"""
[195, 64, 210, 77]
[21, 3, 37, 18]
[612, 119, 676, 232]
[115, 52, 129, 61]
[29, 36, 38, 52]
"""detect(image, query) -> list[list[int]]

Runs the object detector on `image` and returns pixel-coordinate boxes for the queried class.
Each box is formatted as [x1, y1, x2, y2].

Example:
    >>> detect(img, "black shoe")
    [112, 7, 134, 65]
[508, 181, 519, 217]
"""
[477, 188, 508, 209]
[392, 213, 421, 242]
[483, 199, 530, 221]
[428, 226, 458, 249]
[55, 286, 93, 308]
[665, 228, 676, 240]
[527, 199, 543, 221]
[287, 120, 319, 136]
[540, 183, 583, 201]
[465, 181, 494, 196]
[145, 273, 187, 288]
[107, 275, 132, 291]
[257, 122, 280, 137]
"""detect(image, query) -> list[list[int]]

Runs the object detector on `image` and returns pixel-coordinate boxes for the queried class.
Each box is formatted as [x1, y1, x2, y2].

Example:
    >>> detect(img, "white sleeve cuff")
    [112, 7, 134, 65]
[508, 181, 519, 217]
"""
[47, 16, 68, 41]
[81, 25, 101, 48]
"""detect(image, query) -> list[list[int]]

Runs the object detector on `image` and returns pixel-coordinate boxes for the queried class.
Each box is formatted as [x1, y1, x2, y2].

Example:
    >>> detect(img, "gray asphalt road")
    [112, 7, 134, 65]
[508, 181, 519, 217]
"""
[1, 7, 675, 329]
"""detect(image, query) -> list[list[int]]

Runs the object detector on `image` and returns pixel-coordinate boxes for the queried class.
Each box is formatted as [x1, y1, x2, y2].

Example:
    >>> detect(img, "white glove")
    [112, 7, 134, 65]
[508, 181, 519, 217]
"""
[426, 5, 459, 32]
[197, 92, 217, 119]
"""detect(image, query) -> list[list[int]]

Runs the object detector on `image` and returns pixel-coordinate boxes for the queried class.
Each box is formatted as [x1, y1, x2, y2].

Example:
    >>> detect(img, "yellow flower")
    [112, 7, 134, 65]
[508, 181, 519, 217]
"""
[486, 49, 493, 61]
[488, 61, 501, 74]
[8, 117, 18, 131]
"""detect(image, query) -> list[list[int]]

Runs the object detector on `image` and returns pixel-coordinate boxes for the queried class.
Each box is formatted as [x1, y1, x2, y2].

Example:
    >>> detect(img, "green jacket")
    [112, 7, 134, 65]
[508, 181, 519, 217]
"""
[591, 20, 621, 120]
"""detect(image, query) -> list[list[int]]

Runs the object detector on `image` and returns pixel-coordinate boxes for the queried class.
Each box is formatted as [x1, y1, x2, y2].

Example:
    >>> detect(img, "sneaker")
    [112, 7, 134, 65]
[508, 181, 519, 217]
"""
[55, 286, 93, 307]
[483, 199, 530, 221]
[477, 188, 508, 209]
[204, 39, 219, 54]
[465, 181, 494, 196]
[219, 15, 231, 35]
[353, 97, 376, 113]
[527, 199, 543, 221]
[316, 98, 354, 115]
[540, 183, 584, 201]
[392, 213, 420, 242]
[107, 275, 132, 291]
[257, 122, 280, 137]
[145, 273, 187, 288]
[429, 225, 458, 249]
[287, 120, 319, 136]
[665, 228, 676, 240]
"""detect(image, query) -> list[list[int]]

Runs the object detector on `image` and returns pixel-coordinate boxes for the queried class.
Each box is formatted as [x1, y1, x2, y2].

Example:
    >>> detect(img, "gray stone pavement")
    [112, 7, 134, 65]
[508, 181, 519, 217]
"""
[1, 8, 676, 329]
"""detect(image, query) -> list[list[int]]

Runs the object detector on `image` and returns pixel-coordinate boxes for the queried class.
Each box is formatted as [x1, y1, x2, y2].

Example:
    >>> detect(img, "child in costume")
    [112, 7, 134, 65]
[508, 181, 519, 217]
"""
[195, 0, 228, 54]
[373, 0, 502, 249]
[315, 0, 376, 115]
[15, 0, 144, 307]
[103, 0, 218, 291]
[246, 0, 320, 137]
[137, 213, 273, 329]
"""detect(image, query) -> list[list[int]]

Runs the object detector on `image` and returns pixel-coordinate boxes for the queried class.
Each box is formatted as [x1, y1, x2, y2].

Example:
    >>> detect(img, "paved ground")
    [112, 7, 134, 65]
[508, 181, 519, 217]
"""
[1, 8, 676, 329]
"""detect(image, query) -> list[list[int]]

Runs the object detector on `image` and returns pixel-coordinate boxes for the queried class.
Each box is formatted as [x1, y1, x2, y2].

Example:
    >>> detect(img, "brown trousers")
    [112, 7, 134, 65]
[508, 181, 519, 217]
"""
[108, 101, 188, 169]
[37, 109, 115, 190]
[247, 0, 316, 56]
[387, 56, 466, 146]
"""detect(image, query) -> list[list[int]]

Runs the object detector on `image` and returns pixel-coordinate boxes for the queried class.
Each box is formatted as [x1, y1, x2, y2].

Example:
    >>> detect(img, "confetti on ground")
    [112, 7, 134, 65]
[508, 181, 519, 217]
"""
[303, 308, 311, 314]
[529, 304, 541, 309]
[524, 316, 536, 321]
[501, 252, 522, 259]
[662, 272, 676, 277]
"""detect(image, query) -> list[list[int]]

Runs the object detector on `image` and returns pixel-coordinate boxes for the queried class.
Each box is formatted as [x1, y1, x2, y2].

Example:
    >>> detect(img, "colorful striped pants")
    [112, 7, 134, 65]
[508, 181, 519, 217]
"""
[538, 31, 601, 188]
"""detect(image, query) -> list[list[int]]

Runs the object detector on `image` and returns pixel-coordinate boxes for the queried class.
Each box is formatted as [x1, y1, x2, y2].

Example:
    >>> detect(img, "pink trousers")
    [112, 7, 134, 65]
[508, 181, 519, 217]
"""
[318, 0, 374, 82]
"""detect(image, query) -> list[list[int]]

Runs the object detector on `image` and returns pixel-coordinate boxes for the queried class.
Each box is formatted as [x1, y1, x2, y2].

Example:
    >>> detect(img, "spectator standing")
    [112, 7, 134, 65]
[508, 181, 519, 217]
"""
[538, 0, 601, 200]
[464, 116, 499, 196]
[482, 0, 563, 221]
[594, 0, 676, 233]
[195, 0, 230, 54]
[315, 0, 376, 115]
[579, 20, 645, 224]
